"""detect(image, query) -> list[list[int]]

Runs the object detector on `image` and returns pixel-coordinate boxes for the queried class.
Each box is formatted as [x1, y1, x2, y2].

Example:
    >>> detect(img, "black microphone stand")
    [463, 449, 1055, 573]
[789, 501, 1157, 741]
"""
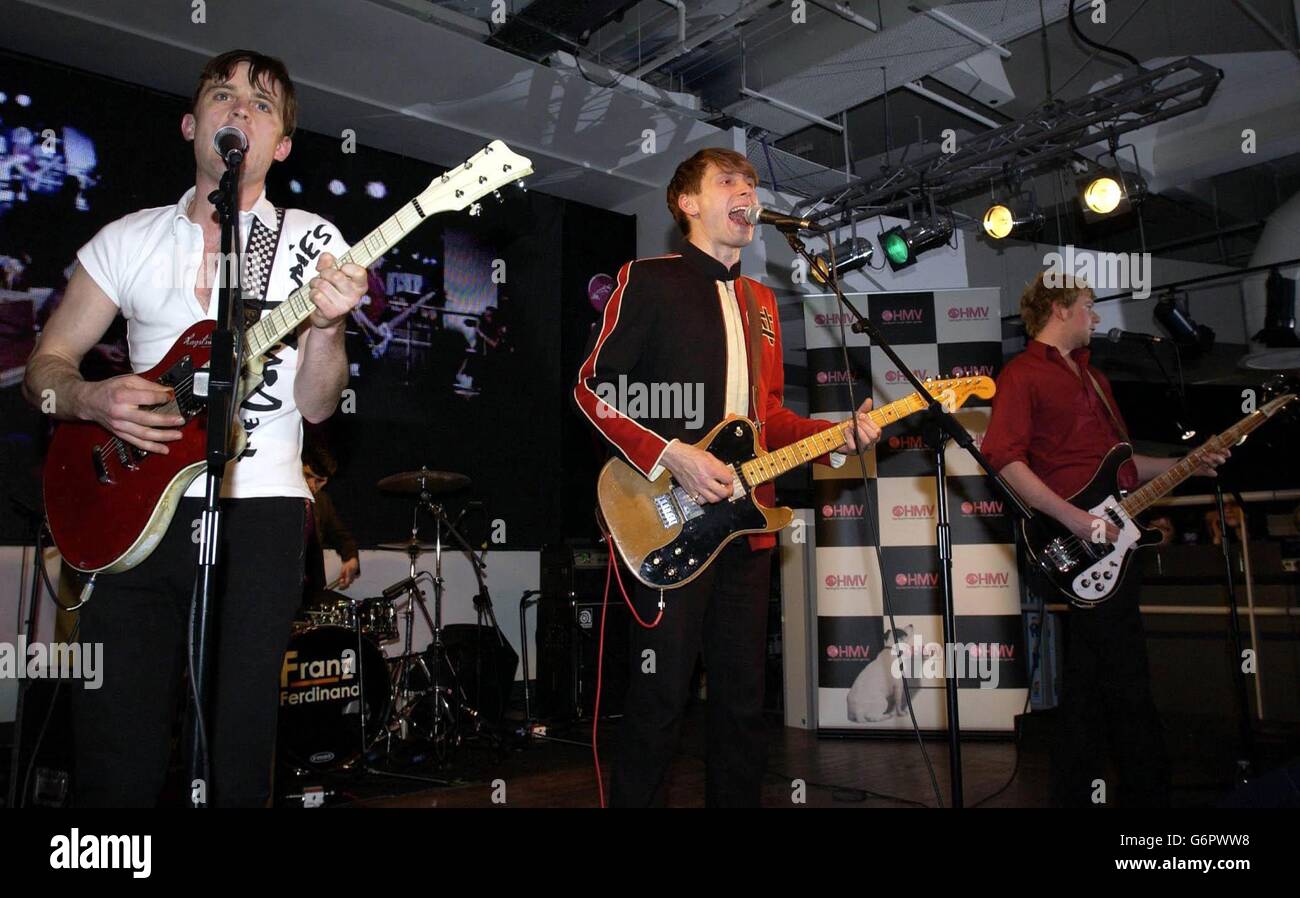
[185, 148, 247, 808]
[1213, 483, 1257, 781]
[784, 230, 1035, 809]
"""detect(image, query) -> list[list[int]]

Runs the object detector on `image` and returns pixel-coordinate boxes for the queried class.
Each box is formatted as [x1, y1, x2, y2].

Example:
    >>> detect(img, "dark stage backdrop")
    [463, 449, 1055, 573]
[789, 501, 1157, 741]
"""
[0, 51, 634, 548]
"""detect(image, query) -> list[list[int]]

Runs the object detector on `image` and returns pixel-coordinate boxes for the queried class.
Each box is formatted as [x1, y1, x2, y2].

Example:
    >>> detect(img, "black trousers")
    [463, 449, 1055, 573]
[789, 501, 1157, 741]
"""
[1048, 573, 1171, 807]
[72, 496, 306, 807]
[610, 540, 772, 808]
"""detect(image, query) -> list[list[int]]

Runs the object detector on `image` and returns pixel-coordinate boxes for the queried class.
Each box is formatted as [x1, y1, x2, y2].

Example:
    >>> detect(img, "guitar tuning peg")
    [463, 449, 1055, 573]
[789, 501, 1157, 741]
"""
[515, 179, 527, 193]
[469, 202, 483, 217]
[493, 190, 503, 202]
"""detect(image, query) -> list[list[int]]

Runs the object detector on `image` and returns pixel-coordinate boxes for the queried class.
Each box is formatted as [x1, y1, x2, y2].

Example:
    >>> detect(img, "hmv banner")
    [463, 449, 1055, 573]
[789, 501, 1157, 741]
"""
[803, 289, 1027, 733]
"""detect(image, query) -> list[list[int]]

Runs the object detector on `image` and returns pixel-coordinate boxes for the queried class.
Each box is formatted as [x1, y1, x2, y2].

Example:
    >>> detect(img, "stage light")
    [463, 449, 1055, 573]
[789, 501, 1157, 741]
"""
[878, 213, 953, 272]
[328, 179, 346, 196]
[1082, 176, 1123, 214]
[0, 92, 7, 104]
[810, 236, 874, 284]
[365, 181, 387, 199]
[982, 196, 1043, 241]
[288, 179, 304, 194]
[1079, 169, 1145, 220]
[15, 94, 31, 107]
[1154, 292, 1214, 353]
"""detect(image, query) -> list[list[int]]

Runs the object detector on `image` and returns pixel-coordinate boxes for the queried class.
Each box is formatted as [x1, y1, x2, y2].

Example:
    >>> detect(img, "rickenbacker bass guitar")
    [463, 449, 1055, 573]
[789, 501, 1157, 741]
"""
[43, 141, 533, 574]
[1023, 393, 1295, 606]
[598, 376, 996, 590]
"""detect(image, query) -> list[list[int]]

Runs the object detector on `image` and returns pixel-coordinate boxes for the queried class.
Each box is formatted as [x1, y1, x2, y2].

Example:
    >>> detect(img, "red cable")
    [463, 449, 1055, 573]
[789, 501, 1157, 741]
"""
[592, 530, 664, 807]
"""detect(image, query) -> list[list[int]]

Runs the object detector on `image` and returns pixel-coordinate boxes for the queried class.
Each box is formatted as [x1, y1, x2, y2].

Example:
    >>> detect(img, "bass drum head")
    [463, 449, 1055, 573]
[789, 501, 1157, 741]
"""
[277, 625, 390, 774]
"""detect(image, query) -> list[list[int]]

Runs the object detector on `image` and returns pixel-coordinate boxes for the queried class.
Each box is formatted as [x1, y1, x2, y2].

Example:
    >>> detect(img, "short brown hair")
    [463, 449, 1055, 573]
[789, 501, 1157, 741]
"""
[1020, 270, 1090, 338]
[666, 148, 758, 235]
[193, 49, 297, 138]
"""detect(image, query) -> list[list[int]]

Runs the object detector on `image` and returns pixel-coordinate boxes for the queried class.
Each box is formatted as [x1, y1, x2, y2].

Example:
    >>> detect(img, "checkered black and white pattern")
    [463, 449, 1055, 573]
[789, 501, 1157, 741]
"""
[241, 208, 284, 325]
[804, 289, 1028, 733]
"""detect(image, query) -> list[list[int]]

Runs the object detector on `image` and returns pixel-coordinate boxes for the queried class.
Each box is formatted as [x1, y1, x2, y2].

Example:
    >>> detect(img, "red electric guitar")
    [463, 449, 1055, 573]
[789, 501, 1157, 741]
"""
[43, 141, 533, 573]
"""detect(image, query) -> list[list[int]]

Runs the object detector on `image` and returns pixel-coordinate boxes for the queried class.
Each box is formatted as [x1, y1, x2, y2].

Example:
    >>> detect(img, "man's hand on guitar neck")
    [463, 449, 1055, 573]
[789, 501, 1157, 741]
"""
[661, 440, 735, 504]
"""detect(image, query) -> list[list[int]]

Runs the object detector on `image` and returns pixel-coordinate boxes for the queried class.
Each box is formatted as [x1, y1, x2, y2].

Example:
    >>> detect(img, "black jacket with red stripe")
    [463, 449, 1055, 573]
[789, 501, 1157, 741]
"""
[574, 239, 837, 550]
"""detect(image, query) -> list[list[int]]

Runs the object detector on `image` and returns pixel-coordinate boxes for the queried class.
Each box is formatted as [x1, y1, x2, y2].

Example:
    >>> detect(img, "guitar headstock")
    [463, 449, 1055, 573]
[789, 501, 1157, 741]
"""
[920, 375, 996, 413]
[1259, 393, 1296, 418]
[416, 140, 534, 217]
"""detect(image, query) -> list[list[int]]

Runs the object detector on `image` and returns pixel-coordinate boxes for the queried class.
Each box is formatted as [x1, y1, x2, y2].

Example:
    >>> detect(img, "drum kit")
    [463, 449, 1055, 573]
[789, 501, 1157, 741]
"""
[278, 467, 517, 780]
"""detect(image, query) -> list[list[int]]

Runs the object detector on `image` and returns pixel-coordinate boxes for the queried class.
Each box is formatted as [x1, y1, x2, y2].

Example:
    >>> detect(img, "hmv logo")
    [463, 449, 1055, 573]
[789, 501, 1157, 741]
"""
[880, 308, 925, 324]
[814, 313, 855, 327]
[887, 434, 927, 451]
[895, 572, 939, 588]
[816, 370, 858, 385]
[966, 643, 1017, 660]
[966, 571, 1011, 588]
[961, 500, 1005, 517]
[825, 644, 871, 660]
[884, 368, 930, 384]
[947, 306, 990, 321]
[822, 503, 864, 519]
[824, 573, 872, 589]
[951, 364, 995, 377]
[891, 504, 935, 520]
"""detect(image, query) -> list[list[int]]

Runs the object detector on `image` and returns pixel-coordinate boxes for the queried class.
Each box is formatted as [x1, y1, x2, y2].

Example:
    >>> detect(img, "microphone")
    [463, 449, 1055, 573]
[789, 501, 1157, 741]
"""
[212, 125, 248, 165]
[381, 576, 422, 601]
[1102, 327, 1165, 345]
[742, 204, 824, 232]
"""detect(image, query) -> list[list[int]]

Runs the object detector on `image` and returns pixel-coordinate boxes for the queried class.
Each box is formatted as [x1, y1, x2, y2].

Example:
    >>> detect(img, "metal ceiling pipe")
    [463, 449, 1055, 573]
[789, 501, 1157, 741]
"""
[920, 7, 1010, 57]
[809, 0, 879, 31]
[902, 80, 1001, 129]
[740, 87, 845, 132]
[1231, 0, 1300, 60]
[655, 0, 688, 47]
[630, 0, 774, 78]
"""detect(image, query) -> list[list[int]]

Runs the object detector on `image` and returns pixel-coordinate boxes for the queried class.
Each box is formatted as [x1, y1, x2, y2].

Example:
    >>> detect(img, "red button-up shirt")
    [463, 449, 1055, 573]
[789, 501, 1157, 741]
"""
[981, 339, 1138, 499]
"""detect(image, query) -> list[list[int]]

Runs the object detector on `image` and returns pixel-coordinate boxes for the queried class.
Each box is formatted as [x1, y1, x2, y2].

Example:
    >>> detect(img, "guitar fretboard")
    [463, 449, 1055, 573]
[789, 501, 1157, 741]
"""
[243, 202, 426, 359]
[1119, 398, 1292, 516]
[739, 391, 928, 487]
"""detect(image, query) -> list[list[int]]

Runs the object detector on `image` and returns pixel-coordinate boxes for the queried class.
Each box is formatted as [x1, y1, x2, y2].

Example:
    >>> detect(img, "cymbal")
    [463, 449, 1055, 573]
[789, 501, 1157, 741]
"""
[375, 539, 439, 554]
[377, 469, 471, 495]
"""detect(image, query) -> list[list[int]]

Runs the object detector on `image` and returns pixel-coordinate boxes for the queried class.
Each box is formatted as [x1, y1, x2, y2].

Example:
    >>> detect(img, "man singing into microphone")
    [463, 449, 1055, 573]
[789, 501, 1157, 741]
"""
[981, 271, 1227, 806]
[575, 148, 881, 807]
[24, 50, 366, 806]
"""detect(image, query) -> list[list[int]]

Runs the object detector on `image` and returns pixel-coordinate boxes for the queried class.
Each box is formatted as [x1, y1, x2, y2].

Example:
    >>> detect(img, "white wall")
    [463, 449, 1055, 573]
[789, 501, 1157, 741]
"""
[965, 238, 1245, 342]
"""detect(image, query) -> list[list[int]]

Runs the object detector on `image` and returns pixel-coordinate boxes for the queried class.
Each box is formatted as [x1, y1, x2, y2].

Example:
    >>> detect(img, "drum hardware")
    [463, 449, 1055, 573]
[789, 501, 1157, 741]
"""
[279, 467, 518, 786]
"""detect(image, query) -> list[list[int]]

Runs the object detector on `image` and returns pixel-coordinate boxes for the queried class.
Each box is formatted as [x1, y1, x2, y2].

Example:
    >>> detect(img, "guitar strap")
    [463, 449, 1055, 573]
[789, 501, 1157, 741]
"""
[738, 277, 765, 435]
[1085, 368, 1130, 442]
[241, 206, 286, 329]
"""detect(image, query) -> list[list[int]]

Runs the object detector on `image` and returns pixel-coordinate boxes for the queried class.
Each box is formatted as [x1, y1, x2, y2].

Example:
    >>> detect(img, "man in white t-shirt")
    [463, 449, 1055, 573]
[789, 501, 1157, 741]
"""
[23, 50, 367, 807]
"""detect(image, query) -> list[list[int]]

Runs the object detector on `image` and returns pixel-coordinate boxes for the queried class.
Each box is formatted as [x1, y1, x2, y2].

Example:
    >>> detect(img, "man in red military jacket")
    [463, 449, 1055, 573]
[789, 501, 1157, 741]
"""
[575, 148, 881, 807]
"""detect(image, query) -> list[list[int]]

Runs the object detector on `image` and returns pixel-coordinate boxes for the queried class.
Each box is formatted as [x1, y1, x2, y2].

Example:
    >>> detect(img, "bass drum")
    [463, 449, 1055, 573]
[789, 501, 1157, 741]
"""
[277, 625, 391, 773]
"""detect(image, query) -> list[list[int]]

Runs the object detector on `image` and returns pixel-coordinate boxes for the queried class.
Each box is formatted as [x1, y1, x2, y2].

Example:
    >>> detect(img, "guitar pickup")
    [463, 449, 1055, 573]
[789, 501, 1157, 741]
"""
[669, 486, 706, 523]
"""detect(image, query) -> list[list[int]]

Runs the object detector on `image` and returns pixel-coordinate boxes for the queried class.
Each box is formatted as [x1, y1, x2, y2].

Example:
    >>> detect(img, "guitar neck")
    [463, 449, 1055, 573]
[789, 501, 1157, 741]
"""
[243, 201, 426, 359]
[740, 391, 929, 487]
[1119, 411, 1268, 516]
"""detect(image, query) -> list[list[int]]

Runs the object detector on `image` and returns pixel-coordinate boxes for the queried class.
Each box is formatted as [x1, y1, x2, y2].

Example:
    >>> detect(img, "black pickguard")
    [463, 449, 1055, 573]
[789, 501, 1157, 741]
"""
[638, 419, 769, 588]
[1021, 444, 1163, 606]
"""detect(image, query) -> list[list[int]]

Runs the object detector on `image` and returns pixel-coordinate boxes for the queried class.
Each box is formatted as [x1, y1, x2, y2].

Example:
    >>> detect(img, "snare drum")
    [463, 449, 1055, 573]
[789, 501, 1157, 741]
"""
[277, 626, 391, 773]
[356, 597, 398, 643]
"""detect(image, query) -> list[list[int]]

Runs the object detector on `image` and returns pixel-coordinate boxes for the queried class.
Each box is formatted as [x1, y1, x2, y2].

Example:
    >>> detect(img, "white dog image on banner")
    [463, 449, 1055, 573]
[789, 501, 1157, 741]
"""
[846, 624, 923, 722]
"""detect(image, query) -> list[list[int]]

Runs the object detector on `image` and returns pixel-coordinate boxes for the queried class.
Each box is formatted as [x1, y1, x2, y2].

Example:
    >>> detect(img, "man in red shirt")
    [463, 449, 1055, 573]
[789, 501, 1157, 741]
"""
[982, 271, 1227, 807]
